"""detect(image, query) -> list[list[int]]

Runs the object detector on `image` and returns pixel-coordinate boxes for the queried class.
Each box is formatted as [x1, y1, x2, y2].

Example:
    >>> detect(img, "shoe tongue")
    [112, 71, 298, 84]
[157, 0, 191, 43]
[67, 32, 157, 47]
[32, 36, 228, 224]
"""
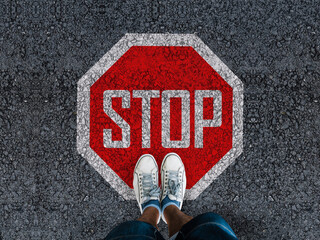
[149, 196, 159, 201]
[168, 194, 177, 201]
[142, 195, 157, 203]
[142, 187, 160, 203]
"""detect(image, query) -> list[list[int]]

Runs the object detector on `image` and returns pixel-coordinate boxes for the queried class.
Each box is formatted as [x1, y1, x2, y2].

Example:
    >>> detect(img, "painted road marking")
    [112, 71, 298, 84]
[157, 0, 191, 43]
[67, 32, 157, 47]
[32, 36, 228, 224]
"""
[77, 34, 243, 200]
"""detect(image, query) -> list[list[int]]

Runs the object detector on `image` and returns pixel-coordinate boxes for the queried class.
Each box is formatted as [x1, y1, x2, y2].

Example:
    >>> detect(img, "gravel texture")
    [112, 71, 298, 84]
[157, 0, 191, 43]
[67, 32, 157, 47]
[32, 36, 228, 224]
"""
[0, 0, 319, 239]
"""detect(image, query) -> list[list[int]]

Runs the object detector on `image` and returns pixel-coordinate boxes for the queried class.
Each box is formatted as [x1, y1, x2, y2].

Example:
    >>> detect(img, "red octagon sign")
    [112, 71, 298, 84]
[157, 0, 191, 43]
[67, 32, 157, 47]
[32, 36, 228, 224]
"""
[77, 34, 243, 200]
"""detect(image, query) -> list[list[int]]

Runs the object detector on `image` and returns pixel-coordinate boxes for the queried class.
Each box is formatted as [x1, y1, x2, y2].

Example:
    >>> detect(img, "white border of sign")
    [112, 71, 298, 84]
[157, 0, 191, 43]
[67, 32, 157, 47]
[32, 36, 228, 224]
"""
[77, 33, 243, 200]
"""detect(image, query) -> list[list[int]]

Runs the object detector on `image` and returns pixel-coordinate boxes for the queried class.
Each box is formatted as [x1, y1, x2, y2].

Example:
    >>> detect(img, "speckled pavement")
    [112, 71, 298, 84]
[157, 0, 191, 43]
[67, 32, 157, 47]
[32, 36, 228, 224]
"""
[0, 1, 319, 239]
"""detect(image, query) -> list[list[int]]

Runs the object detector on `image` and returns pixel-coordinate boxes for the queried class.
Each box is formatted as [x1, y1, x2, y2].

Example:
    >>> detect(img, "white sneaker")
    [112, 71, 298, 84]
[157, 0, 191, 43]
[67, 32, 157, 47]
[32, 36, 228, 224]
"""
[133, 154, 161, 223]
[160, 152, 186, 223]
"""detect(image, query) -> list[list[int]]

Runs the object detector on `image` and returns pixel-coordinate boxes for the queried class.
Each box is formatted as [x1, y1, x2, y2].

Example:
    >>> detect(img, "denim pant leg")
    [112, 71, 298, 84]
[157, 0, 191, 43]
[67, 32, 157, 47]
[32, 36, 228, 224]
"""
[105, 220, 165, 240]
[174, 212, 238, 240]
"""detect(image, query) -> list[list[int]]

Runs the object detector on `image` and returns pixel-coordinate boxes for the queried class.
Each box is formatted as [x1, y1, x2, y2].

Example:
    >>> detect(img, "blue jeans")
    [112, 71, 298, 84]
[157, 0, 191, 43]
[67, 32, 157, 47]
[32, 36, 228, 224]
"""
[105, 212, 238, 240]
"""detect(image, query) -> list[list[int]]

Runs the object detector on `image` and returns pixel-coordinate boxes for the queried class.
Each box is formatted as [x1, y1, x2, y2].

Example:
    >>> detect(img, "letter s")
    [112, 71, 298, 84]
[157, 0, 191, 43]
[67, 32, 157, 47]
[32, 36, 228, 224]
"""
[103, 90, 130, 148]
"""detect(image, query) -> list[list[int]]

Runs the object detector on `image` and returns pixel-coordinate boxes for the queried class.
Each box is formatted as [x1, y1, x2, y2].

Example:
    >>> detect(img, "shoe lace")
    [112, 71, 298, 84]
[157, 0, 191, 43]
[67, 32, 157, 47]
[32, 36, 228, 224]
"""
[164, 170, 182, 199]
[139, 173, 160, 202]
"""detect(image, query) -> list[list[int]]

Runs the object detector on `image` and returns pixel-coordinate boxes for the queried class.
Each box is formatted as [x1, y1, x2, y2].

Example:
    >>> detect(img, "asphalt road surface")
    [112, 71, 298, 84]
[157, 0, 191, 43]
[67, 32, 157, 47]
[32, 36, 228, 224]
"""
[0, 1, 319, 239]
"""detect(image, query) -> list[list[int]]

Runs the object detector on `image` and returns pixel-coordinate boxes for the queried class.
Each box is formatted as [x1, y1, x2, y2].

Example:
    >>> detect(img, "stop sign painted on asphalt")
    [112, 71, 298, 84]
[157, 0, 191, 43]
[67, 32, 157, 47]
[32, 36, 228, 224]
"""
[77, 34, 243, 200]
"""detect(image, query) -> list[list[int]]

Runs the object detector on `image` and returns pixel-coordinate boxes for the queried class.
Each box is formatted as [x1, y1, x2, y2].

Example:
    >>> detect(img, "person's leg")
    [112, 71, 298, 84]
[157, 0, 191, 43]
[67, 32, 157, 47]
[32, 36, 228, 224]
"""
[159, 153, 237, 240]
[174, 212, 238, 240]
[137, 206, 160, 229]
[164, 205, 193, 237]
[105, 206, 163, 240]
[105, 219, 164, 240]
[105, 154, 164, 240]
[160, 153, 188, 237]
